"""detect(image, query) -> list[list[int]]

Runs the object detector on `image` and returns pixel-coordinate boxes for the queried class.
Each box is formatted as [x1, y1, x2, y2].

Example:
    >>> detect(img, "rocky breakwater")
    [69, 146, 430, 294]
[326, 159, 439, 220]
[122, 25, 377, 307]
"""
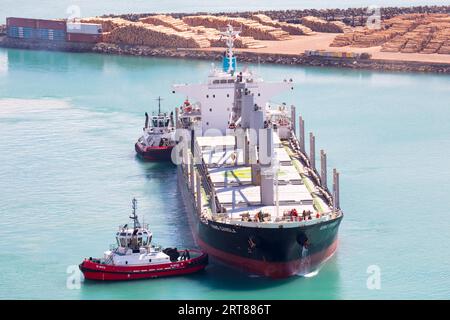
[91, 43, 450, 73]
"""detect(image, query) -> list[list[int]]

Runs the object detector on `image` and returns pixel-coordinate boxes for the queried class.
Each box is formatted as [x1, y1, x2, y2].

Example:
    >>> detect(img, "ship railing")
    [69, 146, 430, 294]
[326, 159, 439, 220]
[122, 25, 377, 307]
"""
[221, 209, 341, 225]
[288, 132, 334, 207]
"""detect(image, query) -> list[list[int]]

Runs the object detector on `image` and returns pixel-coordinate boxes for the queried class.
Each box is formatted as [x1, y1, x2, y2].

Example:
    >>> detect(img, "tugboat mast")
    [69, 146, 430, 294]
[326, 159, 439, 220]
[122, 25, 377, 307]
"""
[156, 96, 163, 115]
[130, 198, 141, 229]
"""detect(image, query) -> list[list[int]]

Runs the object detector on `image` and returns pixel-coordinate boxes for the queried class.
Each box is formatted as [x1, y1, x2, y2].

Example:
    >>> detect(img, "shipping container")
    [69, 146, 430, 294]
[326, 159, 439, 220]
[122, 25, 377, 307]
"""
[6, 17, 37, 28]
[66, 33, 102, 43]
[7, 26, 35, 39]
[67, 23, 102, 35]
[35, 28, 66, 41]
[36, 19, 66, 31]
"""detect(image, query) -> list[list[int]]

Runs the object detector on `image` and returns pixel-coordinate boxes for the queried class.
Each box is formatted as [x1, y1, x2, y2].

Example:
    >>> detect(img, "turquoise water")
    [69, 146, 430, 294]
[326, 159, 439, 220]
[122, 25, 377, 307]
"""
[0, 47, 450, 299]
[1, 0, 450, 23]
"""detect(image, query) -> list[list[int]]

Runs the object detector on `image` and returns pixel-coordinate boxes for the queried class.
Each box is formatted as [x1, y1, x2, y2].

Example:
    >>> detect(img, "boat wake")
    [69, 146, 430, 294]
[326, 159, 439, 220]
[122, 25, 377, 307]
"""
[298, 269, 319, 278]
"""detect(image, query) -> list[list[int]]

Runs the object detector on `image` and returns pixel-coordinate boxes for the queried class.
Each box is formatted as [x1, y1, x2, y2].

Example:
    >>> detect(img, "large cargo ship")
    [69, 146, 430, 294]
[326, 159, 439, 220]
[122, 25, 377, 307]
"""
[173, 26, 343, 278]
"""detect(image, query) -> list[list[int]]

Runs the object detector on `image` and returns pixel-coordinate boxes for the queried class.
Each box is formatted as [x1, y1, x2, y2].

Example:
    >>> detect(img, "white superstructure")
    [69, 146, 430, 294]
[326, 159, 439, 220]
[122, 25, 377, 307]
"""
[173, 25, 294, 135]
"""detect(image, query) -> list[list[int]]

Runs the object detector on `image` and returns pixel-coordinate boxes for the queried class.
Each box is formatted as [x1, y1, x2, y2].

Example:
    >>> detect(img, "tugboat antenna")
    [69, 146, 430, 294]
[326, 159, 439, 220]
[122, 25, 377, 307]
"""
[156, 96, 164, 115]
[130, 198, 141, 229]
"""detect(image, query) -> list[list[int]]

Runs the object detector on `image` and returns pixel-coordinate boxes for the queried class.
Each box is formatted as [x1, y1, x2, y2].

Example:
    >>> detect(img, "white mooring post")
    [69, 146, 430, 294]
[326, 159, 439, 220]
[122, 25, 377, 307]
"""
[332, 168, 340, 212]
[291, 105, 296, 136]
[196, 171, 202, 214]
[299, 116, 305, 152]
[320, 150, 327, 188]
[211, 192, 217, 215]
[336, 170, 340, 209]
[190, 153, 195, 192]
[309, 132, 315, 170]
[175, 107, 179, 129]
[332, 168, 337, 213]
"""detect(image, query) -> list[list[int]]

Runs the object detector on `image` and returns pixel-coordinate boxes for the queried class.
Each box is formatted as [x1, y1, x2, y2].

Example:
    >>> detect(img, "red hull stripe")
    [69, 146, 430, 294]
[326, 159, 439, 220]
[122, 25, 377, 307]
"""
[197, 237, 338, 278]
[135, 143, 174, 161]
[81, 264, 206, 281]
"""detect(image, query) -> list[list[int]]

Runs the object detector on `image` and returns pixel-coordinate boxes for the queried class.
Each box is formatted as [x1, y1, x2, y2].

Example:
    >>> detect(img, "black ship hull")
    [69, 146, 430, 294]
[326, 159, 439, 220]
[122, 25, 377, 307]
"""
[178, 167, 343, 278]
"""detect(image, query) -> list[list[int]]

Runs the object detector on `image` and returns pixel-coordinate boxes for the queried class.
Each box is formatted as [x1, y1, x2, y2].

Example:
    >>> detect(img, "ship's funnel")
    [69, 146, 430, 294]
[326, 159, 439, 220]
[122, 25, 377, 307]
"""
[220, 24, 240, 73]
[223, 55, 237, 73]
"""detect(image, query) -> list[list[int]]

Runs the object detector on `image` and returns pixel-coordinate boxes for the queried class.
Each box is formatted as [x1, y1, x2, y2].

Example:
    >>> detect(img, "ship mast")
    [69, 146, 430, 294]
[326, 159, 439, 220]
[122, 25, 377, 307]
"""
[130, 198, 141, 229]
[220, 24, 241, 74]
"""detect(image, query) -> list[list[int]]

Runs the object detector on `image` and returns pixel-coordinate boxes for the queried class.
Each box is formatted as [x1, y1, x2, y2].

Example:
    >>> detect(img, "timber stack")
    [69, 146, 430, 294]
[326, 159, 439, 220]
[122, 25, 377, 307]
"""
[300, 16, 350, 33]
[83, 16, 264, 49]
[182, 15, 291, 40]
[330, 13, 450, 55]
[139, 15, 191, 31]
[103, 22, 211, 48]
[251, 14, 315, 35]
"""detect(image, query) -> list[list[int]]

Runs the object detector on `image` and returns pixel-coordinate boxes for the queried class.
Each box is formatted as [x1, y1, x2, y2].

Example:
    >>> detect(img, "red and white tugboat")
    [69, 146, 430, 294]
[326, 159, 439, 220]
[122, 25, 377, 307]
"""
[135, 97, 177, 161]
[79, 199, 208, 281]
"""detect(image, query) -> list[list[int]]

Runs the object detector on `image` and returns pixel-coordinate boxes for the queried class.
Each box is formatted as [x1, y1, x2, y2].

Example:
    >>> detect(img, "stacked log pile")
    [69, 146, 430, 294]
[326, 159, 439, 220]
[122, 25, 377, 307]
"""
[82, 16, 266, 49]
[139, 15, 190, 31]
[251, 14, 315, 35]
[380, 35, 409, 52]
[330, 33, 355, 47]
[330, 13, 450, 54]
[381, 14, 450, 53]
[103, 22, 211, 48]
[300, 16, 350, 33]
[423, 19, 450, 53]
[182, 15, 290, 40]
[81, 17, 132, 32]
[400, 24, 436, 53]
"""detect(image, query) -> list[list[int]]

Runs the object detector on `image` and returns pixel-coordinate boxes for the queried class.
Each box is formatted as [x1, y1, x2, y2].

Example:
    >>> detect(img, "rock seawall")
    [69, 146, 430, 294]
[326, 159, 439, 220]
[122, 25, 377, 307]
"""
[1, 37, 450, 74]
[92, 43, 450, 73]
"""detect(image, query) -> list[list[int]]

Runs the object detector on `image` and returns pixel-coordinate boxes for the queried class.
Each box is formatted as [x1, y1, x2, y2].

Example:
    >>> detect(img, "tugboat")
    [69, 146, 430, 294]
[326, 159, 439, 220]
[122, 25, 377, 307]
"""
[135, 97, 177, 161]
[79, 199, 208, 281]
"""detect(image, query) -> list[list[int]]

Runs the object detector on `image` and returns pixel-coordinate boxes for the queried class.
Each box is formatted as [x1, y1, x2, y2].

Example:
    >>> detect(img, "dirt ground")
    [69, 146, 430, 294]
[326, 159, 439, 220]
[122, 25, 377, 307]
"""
[203, 34, 450, 64]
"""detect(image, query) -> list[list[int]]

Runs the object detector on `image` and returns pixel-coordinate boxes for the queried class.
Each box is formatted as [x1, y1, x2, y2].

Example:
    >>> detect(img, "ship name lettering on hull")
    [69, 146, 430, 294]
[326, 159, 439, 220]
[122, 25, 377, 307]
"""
[210, 224, 237, 233]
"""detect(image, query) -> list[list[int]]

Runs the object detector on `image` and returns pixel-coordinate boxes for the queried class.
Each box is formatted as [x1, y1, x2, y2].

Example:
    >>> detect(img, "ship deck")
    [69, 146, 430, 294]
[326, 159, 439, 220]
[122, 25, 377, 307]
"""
[193, 132, 338, 226]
